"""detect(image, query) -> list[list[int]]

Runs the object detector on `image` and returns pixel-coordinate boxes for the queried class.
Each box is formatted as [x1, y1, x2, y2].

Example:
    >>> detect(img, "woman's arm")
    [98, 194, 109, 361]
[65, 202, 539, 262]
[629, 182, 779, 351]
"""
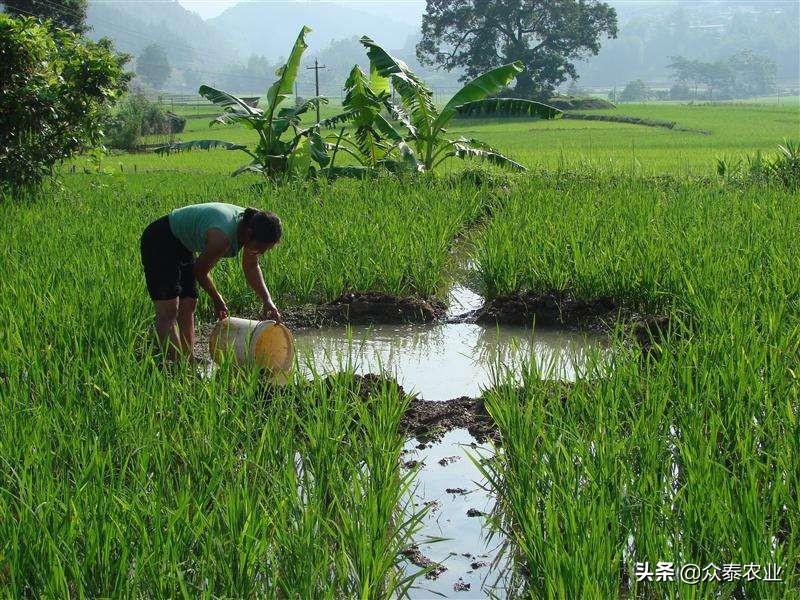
[194, 229, 230, 320]
[242, 247, 282, 322]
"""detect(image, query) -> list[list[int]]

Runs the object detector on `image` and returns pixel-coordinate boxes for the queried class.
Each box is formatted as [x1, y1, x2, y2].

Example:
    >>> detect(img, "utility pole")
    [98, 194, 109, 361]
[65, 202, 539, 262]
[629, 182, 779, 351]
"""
[306, 58, 327, 123]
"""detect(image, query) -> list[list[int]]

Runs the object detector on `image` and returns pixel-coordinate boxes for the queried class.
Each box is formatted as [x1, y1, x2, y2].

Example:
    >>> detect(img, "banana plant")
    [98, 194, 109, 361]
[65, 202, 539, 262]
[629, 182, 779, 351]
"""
[155, 27, 329, 178]
[358, 36, 563, 172]
[318, 65, 420, 175]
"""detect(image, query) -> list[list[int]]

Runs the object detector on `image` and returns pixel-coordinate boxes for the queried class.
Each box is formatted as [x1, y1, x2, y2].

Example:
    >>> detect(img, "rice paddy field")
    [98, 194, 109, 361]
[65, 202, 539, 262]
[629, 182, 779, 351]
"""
[69, 101, 799, 176]
[2, 101, 799, 597]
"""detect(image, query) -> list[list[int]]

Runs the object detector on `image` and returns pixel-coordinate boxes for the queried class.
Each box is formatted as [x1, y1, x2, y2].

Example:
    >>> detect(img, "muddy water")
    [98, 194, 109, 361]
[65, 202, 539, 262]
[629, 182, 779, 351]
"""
[293, 323, 606, 400]
[402, 429, 512, 599]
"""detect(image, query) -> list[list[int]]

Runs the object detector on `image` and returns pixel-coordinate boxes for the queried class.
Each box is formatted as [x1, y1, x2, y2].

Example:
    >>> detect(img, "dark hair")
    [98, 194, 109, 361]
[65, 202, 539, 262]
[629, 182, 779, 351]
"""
[243, 208, 282, 244]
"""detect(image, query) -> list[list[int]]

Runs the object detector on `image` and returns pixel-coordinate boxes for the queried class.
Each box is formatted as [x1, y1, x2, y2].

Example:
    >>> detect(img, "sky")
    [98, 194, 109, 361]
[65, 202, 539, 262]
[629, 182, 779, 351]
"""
[177, 0, 426, 21]
[177, 0, 239, 19]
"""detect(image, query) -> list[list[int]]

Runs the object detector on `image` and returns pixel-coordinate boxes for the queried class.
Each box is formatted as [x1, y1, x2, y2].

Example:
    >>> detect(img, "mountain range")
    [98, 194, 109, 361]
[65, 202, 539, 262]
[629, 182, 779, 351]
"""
[76, 0, 797, 93]
[207, 1, 414, 59]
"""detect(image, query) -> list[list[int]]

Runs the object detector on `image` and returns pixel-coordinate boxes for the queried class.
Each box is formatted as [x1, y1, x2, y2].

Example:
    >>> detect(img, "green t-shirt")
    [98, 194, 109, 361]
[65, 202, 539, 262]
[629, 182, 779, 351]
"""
[168, 202, 244, 257]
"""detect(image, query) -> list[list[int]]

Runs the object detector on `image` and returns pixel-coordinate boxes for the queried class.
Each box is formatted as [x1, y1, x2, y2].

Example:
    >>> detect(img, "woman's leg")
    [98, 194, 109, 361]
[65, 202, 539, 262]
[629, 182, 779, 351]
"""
[154, 298, 181, 359]
[177, 296, 197, 358]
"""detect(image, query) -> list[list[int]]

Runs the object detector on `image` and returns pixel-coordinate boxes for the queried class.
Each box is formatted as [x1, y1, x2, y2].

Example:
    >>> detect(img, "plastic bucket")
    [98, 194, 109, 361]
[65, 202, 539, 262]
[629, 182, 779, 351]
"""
[209, 317, 294, 376]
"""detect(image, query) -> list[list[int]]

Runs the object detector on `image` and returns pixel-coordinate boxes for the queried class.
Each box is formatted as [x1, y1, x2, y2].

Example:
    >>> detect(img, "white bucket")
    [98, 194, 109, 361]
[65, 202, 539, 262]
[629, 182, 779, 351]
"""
[209, 317, 294, 376]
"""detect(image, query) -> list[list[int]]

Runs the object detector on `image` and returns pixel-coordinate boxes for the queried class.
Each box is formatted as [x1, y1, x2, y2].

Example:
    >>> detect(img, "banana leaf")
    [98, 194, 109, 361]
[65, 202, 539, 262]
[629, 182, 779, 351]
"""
[271, 117, 293, 139]
[318, 110, 357, 129]
[383, 100, 417, 138]
[278, 96, 329, 120]
[266, 26, 311, 120]
[286, 135, 311, 176]
[446, 138, 527, 171]
[387, 74, 436, 139]
[373, 113, 405, 142]
[343, 66, 382, 123]
[455, 98, 562, 120]
[433, 62, 525, 132]
[199, 85, 262, 116]
[369, 60, 391, 96]
[231, 161, 264, 177]
[211, 112, 260, 128]
[307, 128, 330, 167]
[360, 36, 436, 137]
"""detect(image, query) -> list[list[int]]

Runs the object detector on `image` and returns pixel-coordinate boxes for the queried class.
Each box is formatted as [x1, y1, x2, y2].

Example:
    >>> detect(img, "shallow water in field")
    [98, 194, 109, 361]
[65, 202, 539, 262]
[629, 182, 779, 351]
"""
[292, 323, 607, 400]
[401, 429, 512, 599]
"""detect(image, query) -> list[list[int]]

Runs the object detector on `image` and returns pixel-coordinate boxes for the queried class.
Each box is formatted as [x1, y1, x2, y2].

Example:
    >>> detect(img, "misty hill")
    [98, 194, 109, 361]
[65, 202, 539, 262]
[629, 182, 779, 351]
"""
[52, 0, 800, 95]
[85, 0, 241, 91]
[208, 1, 413, 59]
[576, 1, 799, 86]
[292, 34, 465, 98]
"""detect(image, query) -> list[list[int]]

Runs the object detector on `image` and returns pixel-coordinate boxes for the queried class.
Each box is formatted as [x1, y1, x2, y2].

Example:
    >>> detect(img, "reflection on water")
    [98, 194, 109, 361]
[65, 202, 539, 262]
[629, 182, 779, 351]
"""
[293, 322, 608, 400]
[402, 429, 511, 599]
[446, 284, 485, 317]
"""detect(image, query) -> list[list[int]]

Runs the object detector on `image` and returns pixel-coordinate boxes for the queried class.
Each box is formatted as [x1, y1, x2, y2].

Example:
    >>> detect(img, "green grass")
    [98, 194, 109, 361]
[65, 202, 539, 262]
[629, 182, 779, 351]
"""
[474, 175, 799, 597]
[454, 103, 799, 175]
[72, 102, 800, 176]
[0, 176, 444, 594]
[4, 101, 800, 597]
[7, 174, 487, 318]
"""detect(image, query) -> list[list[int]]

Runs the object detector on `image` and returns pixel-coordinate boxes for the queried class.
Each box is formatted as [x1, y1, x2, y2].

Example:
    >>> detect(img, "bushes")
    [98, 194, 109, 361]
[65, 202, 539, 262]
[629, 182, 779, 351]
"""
[540, 95, 616, 110]
[103, 94, 185, 150]
[0, 14, 129, 191]
[619, 79, 652, 102]
[716, 140, 800, 189]
[669, 83, 693, 101]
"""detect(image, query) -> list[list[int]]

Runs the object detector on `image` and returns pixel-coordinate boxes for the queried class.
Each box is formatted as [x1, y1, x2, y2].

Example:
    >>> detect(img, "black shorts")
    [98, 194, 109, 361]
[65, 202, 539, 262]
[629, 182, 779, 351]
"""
[140, 215, 198, 301]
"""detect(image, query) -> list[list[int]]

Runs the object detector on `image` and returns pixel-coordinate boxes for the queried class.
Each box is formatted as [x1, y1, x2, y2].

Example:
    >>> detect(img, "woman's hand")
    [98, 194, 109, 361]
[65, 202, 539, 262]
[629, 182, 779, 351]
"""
[215, 298, 229, 321]
[262, 301, 282, 324]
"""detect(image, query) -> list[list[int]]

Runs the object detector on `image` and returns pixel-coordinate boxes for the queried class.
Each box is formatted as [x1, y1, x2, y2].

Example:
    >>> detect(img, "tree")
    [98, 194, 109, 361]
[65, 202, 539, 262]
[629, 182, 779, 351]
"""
[619, 79, 651, 102]
[417, 0, 618, 99]
[728, 50, 776, 98]
[0, 14, 130, 190]
[2, 0, 88, 33]
[669, 52, 773, 100]
[136, 44, 171, 90]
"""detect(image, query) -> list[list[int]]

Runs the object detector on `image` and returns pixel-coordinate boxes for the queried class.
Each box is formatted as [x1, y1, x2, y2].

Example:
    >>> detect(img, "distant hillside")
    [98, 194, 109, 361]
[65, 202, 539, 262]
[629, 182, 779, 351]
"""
[85, 0, 241, 91]
[576, 0, 799, 86]
[208, 1, 413, 59]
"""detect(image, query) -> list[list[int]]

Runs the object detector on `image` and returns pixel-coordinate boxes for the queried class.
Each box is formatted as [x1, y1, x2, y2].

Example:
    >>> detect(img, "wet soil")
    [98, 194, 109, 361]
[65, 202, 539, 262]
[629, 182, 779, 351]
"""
[401, 545, 448, 580]
[313, 373, 500, 443]
[402, 396, 498, 444]
[473, 290, 671, 351]
[283, 292, 446, 329]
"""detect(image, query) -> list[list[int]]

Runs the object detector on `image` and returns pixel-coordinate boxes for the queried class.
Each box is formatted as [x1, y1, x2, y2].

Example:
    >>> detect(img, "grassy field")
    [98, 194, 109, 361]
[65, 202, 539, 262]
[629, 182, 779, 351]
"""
[70, 102, 800, 176]
[1, 177, 470, 595]
[4, 100, 799, 596]
[474, 175, 799, 596]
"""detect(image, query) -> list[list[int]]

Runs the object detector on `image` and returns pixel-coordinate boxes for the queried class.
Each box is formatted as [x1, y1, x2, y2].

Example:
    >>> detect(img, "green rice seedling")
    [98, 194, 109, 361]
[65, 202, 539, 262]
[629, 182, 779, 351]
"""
[0, 175, 463, 596]
[64, 103, 799, 177]
[472, 175, 799, 597]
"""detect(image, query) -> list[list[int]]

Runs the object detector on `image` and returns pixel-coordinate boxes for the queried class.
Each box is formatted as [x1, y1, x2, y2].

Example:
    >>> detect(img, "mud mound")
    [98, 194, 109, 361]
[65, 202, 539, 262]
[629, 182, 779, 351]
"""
[401, 396, 497, 444]
[475, 291, 620, 329]
[320, 372, 411, 402]
[310, 374, 499, 443]
[285, 292, 446, 329]
[475, 290, 672, 352]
